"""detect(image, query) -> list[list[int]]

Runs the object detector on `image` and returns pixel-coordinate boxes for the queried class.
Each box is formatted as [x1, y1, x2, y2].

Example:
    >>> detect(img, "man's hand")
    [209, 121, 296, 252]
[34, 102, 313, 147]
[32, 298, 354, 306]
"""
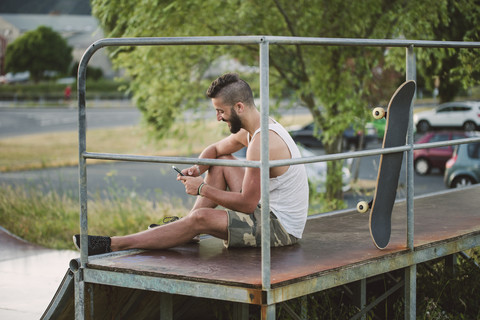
[181, 165, 201, 177]
[178, 175, 204, 196]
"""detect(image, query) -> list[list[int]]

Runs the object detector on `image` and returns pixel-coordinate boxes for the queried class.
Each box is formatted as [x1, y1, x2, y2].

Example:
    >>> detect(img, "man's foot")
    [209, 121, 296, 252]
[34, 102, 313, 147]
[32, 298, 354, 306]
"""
[73, 234, 112, 256]
[147, 216, 200, 243]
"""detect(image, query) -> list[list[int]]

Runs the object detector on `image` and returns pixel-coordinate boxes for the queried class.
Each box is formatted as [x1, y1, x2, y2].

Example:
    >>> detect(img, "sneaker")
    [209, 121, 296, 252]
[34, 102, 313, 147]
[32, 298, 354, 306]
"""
[147, 216, 200, 243]
[148, 216, 180, 229]
[73, 234, 112, 256]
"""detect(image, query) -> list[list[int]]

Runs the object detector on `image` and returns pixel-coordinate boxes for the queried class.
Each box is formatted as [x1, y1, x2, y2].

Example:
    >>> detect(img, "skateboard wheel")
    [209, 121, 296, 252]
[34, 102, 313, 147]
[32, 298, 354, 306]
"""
[372, 107, 386, 120]
[357, 201, 369, 213]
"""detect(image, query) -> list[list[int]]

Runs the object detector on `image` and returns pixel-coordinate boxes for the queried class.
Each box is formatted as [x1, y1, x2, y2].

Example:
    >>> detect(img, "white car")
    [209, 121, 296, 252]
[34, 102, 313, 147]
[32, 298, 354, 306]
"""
[299, 145, 352, 193]
[413, 101, 480, 133]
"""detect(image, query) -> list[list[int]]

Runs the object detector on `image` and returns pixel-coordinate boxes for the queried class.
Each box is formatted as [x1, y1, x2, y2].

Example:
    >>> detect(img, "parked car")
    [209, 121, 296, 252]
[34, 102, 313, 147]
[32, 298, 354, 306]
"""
[299, 145, 352, 193]
[289, 122, 377, 150]
[414, 131, 468, 175]
[233, 144, 352, 193]
[413, 101, 480, 133]
[444, 142, 480, 188]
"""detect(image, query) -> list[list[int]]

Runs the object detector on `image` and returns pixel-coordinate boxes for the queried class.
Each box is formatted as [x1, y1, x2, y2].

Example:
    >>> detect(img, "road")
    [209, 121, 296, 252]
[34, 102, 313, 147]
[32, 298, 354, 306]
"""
[0, 105, 449, 211]
[0, 105, 141, 138]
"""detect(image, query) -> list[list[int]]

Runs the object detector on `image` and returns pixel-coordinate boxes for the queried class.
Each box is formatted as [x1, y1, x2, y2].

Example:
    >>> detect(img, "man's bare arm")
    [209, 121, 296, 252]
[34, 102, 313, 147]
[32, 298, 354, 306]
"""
[184, 129, 248, 176]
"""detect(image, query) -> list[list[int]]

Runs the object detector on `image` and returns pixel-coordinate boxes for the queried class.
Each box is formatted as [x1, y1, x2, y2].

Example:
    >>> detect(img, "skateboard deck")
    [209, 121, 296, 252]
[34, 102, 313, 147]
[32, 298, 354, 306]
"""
[358, 80, 416, 249]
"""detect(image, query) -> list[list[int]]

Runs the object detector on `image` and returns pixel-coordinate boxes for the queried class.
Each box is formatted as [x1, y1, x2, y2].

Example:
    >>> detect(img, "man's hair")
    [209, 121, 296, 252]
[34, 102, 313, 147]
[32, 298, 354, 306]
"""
[206, 73, 254, 107]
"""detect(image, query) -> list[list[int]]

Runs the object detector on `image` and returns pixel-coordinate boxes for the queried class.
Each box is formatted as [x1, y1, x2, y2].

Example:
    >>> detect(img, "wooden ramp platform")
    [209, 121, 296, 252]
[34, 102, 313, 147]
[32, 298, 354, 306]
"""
[43, 186, 480, 319]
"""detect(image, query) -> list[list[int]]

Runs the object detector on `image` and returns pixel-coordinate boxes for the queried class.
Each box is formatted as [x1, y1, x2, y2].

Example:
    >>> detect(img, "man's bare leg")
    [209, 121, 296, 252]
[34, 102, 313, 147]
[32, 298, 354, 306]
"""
[111, 207, 228, 251]
[191, 155, 245, 211]
[110, 156, 243, 251]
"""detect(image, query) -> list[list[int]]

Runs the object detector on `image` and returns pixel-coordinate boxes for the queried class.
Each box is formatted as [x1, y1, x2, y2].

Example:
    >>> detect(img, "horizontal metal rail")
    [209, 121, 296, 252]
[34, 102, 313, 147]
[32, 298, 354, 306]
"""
[83, 152, 258, 168]
[83, 135, 480, 169]
[82, 36, 480, 53]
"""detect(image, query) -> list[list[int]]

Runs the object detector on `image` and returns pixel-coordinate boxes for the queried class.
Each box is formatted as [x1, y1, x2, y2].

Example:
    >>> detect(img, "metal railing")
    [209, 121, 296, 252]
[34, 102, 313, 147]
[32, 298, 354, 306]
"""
[76, 36, 480, 319]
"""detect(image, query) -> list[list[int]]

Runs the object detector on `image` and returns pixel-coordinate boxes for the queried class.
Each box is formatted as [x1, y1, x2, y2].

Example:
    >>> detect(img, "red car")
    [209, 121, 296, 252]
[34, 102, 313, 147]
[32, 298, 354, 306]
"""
[414, 131, 468, 175]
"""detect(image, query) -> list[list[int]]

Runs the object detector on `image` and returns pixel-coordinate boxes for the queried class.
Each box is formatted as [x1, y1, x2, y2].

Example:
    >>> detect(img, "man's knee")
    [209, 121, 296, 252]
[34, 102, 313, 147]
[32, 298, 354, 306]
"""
[188, 208, 227, 233]
[188, 209, 211, 230]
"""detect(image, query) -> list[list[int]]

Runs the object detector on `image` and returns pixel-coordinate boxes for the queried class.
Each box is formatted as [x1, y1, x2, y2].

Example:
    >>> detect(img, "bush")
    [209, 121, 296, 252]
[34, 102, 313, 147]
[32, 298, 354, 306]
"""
[0, 79, 130, 102]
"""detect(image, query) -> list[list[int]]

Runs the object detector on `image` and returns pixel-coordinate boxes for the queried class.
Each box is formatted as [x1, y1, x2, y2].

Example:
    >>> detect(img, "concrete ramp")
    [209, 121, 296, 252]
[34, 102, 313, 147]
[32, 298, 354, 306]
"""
[41, 270, 74, 320]
[42, 269, 246, 319]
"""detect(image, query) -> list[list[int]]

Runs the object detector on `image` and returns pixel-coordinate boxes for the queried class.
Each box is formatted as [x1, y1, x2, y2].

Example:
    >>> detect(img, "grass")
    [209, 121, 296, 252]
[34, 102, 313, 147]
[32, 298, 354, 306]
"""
[0, 124, 221, 172]
[0, 114, 313, 172]
[0, 181, 189, 250]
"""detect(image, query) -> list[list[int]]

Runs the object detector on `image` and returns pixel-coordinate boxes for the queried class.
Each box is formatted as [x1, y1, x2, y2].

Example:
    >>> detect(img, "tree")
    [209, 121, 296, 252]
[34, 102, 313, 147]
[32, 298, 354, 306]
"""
[384, 0, 480, 103]
[91, 0, 479, 208]
[5, 26, 72, 82]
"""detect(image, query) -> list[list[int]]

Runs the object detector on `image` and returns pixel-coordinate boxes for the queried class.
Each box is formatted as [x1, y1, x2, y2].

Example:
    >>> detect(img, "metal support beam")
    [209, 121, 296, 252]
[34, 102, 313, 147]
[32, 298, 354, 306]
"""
[300, 296, 308, 320]
[406, 45, 416, 250]
[259, 38, 275, 320]
[351, 279, 404, 320]
[259, 39, 271, 293]
[404, 265, 416, 320]
[233, 303, 249, 320]
[261, 304, 275, 320]
[160, 293, 173, 320]
[405, 45, 417, 320]
[351, 279, 367, 320]
[74, 270, 85, 320]
[445, 253, 458, 277]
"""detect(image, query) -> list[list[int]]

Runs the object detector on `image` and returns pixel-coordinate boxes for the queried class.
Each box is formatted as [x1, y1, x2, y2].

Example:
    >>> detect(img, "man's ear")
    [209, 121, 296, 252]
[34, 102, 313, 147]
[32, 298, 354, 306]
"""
[235, 102, 245, 113]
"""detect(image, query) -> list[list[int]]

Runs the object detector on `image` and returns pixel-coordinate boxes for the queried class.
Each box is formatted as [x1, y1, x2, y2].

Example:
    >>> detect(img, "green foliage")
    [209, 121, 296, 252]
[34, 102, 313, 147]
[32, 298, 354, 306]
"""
[5, 26, 73, 82]
[90, 0, 394, 204]
[308, 179, 346, 213]
[70, 62, 104, 81]
[384, 0, 480, 103]
[91, 0, 480, 206]
[417, 252, 480, 319]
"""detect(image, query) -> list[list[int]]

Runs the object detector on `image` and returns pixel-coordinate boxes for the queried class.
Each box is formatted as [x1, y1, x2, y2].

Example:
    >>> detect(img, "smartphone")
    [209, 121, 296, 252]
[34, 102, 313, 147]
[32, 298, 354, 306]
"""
[172, 166, 185, 176]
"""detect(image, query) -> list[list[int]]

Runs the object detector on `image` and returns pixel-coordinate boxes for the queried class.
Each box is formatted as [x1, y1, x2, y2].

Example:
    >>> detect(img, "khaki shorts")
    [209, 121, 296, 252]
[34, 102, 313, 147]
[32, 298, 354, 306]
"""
[224, 206, 298, 248]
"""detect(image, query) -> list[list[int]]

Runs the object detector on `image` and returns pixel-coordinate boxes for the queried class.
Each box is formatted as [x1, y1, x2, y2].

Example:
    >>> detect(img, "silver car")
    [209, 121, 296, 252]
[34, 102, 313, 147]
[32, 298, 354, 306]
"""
[414, 101, 480, 133]
[444, 142, 480, 188]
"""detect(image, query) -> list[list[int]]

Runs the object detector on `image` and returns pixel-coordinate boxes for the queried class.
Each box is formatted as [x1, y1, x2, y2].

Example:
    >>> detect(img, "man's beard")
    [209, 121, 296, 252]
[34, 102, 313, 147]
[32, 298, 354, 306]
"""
[228, 108, 242, 133]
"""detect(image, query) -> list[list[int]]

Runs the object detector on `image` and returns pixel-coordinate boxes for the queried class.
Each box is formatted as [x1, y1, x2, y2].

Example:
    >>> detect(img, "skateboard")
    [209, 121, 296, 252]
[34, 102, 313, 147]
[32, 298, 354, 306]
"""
[356, 80, 416, 249]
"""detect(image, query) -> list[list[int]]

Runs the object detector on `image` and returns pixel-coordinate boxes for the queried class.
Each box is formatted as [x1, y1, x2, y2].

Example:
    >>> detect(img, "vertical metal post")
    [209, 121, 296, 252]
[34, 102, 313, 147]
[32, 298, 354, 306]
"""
[261, 305, 276, 320]
[259, 39, 271, 289]
[352, 279, 367, 320]
[76, 51, 90, 320]
[259, 38, 274, 319]
[74, 269, 85, 320]
[406, 45, 416, 250]
[404, 264, 417, 320]
[405, 45, 417, 320]
[300, 296, 308, 320]
[232, 303, 249, 320]
[160, 293, 173, 319]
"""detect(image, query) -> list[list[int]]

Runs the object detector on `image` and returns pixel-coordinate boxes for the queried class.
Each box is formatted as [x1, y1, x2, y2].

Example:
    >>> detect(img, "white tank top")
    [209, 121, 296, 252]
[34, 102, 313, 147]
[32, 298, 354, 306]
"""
[248, 120, 309, 238]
